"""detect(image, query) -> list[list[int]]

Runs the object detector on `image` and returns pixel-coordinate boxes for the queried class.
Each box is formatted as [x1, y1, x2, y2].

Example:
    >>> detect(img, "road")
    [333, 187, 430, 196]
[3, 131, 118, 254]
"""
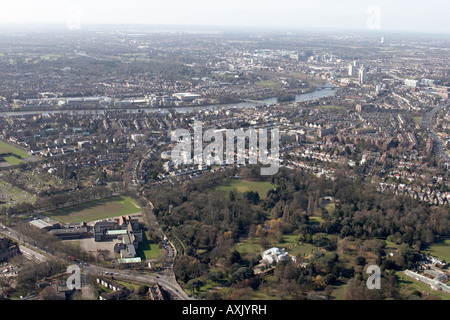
[422, 102, 450, 162]
[1, 218, 191, 300]
[80, 264, 190, 300]
[1, 138, 190, 300]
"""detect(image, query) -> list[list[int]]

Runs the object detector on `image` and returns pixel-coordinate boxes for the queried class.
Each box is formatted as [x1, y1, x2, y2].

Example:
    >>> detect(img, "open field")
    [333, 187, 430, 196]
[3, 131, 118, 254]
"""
[320, 104, 345, 110]
[213, 179, 275, 199]
[0, 141, 29, 165]
[0, 179, 35, 207]
[44, 196, 141, 224]
[309, 215, 324, 226]
[1, 155, 25, 165]
[255, 81, 281, 89]
[0, 141, 29, 158]
[113, 279, 144, 291]
[136, 231, 162, 260]
[329, 282, 348, 300]
[413, 116, 423, 125]
[237, 234, 318, 259]
[425, 239, 450, 262]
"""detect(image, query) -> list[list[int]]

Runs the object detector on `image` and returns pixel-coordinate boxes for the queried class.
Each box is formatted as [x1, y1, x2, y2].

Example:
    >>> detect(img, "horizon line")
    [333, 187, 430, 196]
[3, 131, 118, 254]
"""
[0, 22, 449, 37]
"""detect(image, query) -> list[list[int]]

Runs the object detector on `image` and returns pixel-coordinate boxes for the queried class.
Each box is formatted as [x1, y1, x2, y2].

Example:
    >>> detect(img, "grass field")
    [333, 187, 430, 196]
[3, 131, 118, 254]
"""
[2, 155, 26, 165]
[114, 279, 143, 291]
[0, 141, 29, 158]
[412, 116, 423, 125]
[0, 179, 35, 208]
[44, 196, 141, 224]
[329, 282, 348, 300]
[425, 239, 450, 262]
[255, 81, 281, 89]
[137, 231, 162, 260]
[237, 234, 318, 259]
[309, 215, 324, 226]
[320, 104, 345, 110]
[0, 141, 29, 165]
[324, 202, 336, 212]
[213, 180, 275, 199]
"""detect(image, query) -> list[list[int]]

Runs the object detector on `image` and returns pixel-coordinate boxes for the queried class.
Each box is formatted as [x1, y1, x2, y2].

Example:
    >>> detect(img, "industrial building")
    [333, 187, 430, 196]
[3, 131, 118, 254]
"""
[172, 92, 204, 102]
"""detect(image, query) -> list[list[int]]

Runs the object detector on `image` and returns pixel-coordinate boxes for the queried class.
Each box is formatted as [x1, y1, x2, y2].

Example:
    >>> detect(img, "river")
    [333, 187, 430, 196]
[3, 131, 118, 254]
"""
[0, 84, 338, 117]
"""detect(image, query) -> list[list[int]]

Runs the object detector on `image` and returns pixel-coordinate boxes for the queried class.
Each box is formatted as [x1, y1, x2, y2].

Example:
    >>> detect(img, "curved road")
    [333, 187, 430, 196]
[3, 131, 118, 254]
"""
[1, 221, 191, 300]
[81, 264, 190, 300]
[1, 145, 190, 300]
[422, 102, 450, 162]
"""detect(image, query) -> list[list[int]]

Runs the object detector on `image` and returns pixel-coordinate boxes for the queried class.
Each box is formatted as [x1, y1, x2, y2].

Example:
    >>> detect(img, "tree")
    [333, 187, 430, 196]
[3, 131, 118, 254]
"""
[323, 274, 336, 285]
[174, 256, 202, 283]
[314, 275, 325, 290]
[229, 250, 242, 265]
[186, 279, 203, 295]
[39, 285, 58, 300]
[229, 267, 253, 284]
[111, 182, 118, 192]
[244, 191, 260, 205]
[355, 256, 366, 266]
[208, 270, 224, 283]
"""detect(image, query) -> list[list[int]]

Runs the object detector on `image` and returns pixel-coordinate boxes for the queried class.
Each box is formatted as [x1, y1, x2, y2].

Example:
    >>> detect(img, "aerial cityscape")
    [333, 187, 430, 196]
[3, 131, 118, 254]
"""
[0, 1, 449, 311]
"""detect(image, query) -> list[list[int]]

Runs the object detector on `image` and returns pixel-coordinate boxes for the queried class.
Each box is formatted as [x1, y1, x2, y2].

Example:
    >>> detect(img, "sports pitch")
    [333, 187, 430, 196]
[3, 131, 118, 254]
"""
[44, 196, 141, 224]
[0, 141, 29, 165]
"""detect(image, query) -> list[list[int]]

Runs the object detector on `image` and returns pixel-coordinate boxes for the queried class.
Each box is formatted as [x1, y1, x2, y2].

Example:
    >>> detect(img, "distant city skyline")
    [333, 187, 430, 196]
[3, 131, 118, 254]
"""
[0, 0, 449, 34]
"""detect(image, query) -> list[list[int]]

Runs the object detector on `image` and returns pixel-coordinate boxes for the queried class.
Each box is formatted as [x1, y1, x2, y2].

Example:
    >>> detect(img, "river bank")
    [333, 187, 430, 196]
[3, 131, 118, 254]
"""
[0, 83, 338, 117]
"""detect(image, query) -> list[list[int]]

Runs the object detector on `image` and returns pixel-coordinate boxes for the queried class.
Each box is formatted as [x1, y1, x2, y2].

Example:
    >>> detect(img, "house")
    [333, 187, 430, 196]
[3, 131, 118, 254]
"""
[428, 256, 447, 267]
[96, 276, 129, 300]
[261, 247, 290, 265]
[0, 237, 20, 262]
[28, 218, 60, 231]
[50, 227, 89, 240]
[149, 284, 169, 300]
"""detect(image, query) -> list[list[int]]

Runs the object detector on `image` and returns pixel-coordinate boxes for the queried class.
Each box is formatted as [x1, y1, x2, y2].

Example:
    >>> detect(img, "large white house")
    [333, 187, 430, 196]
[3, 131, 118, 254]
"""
[261, 247, 290, 265]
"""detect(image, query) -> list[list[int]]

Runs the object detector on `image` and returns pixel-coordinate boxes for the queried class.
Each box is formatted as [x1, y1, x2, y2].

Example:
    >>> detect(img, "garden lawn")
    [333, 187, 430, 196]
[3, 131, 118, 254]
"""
[137, 231, 162, 260]
[237, 234, 318, 259]
[0, 141, 29, 158]
[213, 180, 275, 199]
[2, 155, 26, 165]
[425, 239, 450, 262]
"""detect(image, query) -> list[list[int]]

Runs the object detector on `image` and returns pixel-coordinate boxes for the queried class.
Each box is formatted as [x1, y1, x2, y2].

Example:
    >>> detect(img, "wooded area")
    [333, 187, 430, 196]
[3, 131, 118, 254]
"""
[144, 166, 450, 299]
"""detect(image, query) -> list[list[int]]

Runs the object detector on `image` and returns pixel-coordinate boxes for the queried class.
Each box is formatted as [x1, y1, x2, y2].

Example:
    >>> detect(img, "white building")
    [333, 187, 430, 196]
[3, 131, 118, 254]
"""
[375, 84, 382, 93]
[172, 93, 203, 102]
[261, 247, 290, 265]
[131, 134, 145, 143]
[348, 64, 354, 76]
[359, 67, 367, 85]
[404, 79, 419, 87]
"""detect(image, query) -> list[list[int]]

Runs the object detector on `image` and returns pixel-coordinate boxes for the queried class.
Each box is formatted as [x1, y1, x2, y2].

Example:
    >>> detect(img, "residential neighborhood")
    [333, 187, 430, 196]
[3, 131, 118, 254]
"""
[0, 6, 449, 307]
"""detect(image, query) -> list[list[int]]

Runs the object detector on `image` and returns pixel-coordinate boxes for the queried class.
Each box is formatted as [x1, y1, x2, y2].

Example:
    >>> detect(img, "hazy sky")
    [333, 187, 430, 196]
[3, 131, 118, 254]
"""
[1, 0, 449, 34]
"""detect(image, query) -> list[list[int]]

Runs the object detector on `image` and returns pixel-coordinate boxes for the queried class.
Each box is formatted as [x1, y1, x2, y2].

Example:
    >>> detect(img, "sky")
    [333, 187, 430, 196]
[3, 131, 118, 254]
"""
[0, 0, 449, 34]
